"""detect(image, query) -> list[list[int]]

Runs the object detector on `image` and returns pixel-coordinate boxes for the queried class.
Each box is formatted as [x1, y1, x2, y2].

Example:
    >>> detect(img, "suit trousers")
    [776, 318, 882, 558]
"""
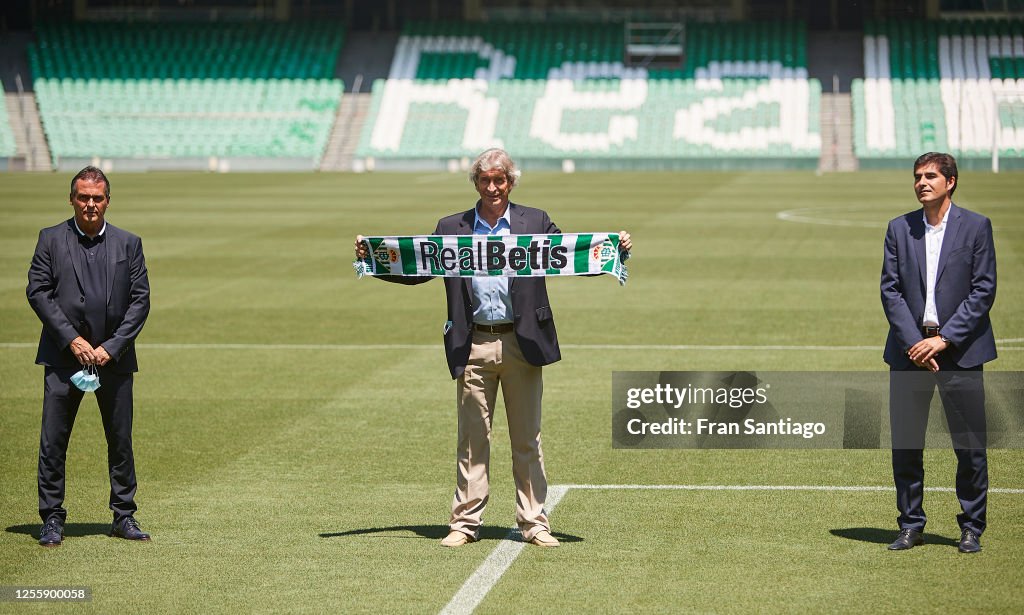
[450, 329, 549, 541]
[889, 357, 987, 535]
[38, 366, 139, 524]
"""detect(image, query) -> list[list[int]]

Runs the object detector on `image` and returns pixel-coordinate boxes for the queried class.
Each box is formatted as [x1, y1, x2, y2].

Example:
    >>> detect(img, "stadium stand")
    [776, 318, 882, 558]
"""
[360, 77, 820, 161]
[854, 19, 1024, 166]
[356, 20, 820, 166]
[0, 95, 17, 157]
[35, 78, 342, 159]
[390, 20, 808, 80]
[28, 22, 345, 168]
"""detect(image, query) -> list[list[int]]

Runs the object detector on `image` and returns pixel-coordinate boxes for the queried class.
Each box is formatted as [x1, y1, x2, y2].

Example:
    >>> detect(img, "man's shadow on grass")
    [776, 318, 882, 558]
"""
[320, 524, 583, 544]
[830, 527, 959, 547]
[6, 523, 111, 539]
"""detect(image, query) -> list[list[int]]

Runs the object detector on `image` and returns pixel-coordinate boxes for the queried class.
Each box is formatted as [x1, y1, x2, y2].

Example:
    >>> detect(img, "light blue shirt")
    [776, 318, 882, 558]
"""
[472, 206, 513, 324]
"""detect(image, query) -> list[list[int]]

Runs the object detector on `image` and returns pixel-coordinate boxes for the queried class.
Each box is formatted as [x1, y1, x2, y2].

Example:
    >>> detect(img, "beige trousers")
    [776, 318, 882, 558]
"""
[449, 329, 549, 541]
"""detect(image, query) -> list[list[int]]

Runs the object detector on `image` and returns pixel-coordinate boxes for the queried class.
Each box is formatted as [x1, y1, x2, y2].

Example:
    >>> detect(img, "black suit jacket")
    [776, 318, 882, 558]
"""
[881, 203, 997, 369]
[381, 202, 561, 379]
[27, 219, 151, 373]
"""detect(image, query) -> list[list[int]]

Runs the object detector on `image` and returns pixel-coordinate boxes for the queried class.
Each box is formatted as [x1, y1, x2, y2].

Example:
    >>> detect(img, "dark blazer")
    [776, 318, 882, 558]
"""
[382, 202, 561, 379]
[881, 203, 996, 369]
[27, 219, 151, 373]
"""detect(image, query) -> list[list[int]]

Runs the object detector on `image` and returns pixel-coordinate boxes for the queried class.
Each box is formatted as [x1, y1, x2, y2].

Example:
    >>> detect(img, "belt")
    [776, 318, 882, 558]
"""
[921, 325, 941, 337]
[474, 322, 514, 334]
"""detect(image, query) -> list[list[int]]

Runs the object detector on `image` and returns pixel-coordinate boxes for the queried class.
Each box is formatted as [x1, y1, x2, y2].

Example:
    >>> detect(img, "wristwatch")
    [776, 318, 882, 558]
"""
[939, 335, 951, 345]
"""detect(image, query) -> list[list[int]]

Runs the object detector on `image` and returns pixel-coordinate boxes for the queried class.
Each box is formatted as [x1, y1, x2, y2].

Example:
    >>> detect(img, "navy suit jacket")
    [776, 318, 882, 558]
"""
[881, 203, 996, 369]
[27, 219, 151, 373]
[381, 202, 561, 379]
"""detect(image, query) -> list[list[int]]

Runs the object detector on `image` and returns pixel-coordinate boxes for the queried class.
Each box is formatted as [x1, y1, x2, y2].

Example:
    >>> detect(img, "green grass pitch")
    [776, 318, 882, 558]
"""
[0, 170, 1022, 613]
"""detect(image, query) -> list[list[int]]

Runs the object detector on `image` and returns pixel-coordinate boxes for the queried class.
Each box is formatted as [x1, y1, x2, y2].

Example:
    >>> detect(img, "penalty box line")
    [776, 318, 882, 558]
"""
[563, 484, 1024, 494]
[440, 482, 1024, 615]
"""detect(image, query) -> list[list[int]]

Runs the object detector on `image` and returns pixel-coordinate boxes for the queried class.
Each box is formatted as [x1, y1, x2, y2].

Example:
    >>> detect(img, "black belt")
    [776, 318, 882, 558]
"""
[921, 325, 941, 338]
[474, 323, 514, 334]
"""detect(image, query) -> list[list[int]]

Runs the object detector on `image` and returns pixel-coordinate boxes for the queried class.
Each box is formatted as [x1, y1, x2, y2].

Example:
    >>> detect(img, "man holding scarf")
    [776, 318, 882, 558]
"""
[356, 148, 631, 547]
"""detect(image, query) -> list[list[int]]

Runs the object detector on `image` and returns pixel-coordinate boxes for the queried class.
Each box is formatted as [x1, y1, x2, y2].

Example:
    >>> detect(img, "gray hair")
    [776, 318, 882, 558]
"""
[469, 148, 521, 188]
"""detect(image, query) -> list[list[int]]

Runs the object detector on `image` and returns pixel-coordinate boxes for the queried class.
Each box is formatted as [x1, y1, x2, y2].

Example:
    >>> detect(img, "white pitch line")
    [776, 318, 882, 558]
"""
[776, 208, 883, 228]
[439, 485, 569, 615]
[0, 342, 435, 351]
[566, 344, 880, 351]
[137, 342, 433, 351]
[2, 342, 1022, 352]
[439, 481, 1024, 614]
[561, 484, 1024, 494]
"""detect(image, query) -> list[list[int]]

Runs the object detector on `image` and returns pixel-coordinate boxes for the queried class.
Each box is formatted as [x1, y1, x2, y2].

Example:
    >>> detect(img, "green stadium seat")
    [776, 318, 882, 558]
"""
[856, 18, 1024, 160]
[35, 77, 344, 163]
[29, 22, 347, 164]
[356, 76, 820, 160]
[391, 20, 807, 82]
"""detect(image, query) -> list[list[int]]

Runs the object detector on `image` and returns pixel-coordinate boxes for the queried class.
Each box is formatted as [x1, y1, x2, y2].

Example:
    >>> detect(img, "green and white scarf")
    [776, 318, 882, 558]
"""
[354, 233, 628, 285]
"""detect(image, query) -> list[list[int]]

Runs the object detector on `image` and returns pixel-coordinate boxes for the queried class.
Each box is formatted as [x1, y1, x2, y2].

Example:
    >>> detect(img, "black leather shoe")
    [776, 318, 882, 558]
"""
[38, 518, 64, 547]
[958, 529, 981, 553]
[887, 528, 924, 550]
[110, 517, 151, 541]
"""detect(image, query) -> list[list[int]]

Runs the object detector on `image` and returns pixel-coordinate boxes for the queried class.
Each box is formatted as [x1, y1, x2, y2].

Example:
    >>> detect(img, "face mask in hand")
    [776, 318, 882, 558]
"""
[70, 365, 101, 392]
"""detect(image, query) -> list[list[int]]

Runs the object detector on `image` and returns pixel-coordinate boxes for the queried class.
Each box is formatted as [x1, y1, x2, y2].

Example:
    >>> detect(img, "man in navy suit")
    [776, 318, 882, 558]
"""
[881, 152, 996, 553]
[27, 166, 151, 546]
[357, 149, 630, 548]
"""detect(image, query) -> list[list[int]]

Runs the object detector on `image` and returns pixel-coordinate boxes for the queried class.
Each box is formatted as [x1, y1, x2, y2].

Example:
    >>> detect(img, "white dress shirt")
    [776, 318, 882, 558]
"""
[922, 208, 949, 326]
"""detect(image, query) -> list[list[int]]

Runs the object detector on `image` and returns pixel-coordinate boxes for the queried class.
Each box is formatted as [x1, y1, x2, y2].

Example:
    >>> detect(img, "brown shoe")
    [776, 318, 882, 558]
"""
[528, 530, 560, 548]
[441, 531, 474, 547]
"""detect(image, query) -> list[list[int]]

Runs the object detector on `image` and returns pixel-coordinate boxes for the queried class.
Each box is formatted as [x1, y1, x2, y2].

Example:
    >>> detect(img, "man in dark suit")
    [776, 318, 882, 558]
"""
[881, 152, 996, 553]
[356, 148, 630, 548]
[27, 166, 151, 547]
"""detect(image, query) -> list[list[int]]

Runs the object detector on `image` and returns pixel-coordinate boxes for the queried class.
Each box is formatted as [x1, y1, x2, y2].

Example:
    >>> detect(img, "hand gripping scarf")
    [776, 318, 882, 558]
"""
[354, 233, 628, 285]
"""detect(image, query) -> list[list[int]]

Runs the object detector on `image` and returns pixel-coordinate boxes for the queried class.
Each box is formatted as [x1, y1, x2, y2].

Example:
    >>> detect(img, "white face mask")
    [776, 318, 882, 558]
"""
[70, 365, 100, 392]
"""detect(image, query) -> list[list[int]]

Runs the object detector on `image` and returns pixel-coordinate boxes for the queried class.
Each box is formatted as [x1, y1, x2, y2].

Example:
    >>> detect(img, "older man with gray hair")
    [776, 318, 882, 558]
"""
[356, 148, 631, 547]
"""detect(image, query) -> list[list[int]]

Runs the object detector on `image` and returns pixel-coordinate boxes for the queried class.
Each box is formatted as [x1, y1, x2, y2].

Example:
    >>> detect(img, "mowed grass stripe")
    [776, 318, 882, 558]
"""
[453, 483, 1024, 615]
[0, 171, 1021, 613]
[482, 487, 1024, 614]
[5, 342, 1023, 350]
[1, 352, 490, 613]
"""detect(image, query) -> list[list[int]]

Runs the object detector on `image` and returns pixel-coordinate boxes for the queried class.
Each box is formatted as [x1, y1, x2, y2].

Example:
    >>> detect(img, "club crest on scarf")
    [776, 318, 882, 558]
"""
[374, 243, 398, 265]
[594, 238, 616, 267]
